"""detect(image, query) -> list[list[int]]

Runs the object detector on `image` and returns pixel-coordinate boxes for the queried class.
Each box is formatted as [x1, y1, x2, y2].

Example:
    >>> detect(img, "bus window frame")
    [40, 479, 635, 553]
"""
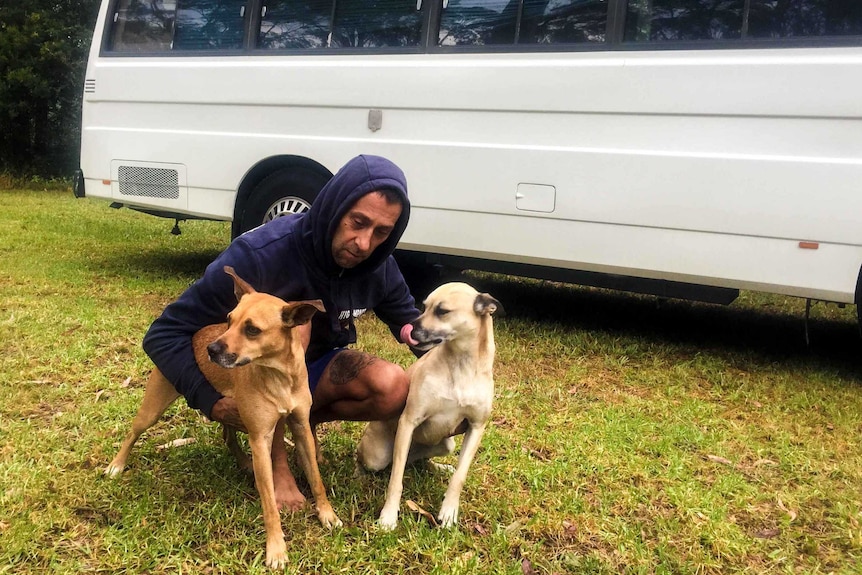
[98, 0, 862, 57]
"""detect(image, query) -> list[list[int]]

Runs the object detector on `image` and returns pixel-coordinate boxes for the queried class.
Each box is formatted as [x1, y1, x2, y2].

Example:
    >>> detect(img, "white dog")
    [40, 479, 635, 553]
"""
[357, 282, 501, 529]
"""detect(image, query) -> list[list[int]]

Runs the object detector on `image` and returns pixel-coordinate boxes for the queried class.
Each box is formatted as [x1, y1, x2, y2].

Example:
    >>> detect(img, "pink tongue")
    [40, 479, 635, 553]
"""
[400, 323, 419, 346]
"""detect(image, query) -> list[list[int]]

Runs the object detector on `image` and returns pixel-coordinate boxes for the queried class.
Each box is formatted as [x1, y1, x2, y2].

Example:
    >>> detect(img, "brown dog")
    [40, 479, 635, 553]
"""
[105, 266, 341, 569]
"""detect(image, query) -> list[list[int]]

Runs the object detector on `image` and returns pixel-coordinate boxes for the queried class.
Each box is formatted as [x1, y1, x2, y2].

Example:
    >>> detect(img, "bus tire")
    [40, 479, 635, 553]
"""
[236, 167, 328, 236]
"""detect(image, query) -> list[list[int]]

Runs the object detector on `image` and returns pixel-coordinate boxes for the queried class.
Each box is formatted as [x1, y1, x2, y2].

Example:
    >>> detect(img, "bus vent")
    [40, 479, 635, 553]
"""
[84, 79, 96, 93]
[118, 166, 179, 199]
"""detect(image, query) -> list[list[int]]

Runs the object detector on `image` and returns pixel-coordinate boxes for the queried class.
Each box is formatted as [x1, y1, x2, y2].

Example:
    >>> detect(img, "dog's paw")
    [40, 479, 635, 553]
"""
[377, 510, 398, 531]
[264, 550, 287, 570]
[264, 537, 288, 570]
[318, 508, 343, 530]
[437, 504, 459, 528]
[103, 463, 124, 478]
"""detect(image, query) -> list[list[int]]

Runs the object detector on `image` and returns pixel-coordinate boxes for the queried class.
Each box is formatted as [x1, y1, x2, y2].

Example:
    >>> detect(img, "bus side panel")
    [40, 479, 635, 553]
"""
[399, 208, 861, 303]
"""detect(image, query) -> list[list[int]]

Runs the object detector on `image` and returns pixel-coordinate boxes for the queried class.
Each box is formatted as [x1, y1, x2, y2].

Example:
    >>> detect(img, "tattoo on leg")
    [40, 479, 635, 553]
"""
[328, 351, 378, 386]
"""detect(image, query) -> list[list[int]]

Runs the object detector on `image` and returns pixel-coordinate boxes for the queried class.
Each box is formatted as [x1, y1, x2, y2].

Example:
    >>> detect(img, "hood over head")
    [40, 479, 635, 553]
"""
[298, 155, 410, 278]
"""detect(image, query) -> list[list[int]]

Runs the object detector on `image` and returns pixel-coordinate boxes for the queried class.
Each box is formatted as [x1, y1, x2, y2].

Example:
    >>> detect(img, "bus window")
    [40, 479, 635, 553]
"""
[519, 0, 608, 44]
[747, 0, 862, 38]
[109, 0, 245, 52]
[173, 0, 246, 50]
[258, 0, 423, 49]
[439, 0, 519, 46]
[331, 0, 424, 47]
[258, 0, 331, 49]
[625, 0, 745, 42]
[439, 0, 607, 46]
[625, 0, 862, 43]
[110, 0, 176, 52]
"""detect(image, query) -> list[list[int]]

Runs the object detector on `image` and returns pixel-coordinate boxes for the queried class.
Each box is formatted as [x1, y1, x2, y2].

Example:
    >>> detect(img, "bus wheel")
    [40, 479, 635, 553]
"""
[237, 168, 327, 236]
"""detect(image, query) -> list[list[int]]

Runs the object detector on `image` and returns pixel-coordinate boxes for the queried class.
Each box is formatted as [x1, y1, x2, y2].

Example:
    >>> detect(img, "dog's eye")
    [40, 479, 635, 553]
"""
[434, 306, 450, 318]
[244, 323, 261, 337]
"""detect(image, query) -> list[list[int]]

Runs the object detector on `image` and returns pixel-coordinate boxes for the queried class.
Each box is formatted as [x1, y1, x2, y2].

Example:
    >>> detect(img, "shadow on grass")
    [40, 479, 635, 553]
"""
[454, 271, 862, 382]
[96, 248, 225, 281]
[97, 243, 862, 383]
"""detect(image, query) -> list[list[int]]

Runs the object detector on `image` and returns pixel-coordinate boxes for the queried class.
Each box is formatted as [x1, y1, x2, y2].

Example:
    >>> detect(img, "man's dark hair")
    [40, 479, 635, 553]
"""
[374, 188, 403, 207]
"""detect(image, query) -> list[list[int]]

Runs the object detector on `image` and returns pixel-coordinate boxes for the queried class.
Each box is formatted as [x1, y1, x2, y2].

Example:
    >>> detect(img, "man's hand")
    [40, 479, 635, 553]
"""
[210, 397, 247, 432]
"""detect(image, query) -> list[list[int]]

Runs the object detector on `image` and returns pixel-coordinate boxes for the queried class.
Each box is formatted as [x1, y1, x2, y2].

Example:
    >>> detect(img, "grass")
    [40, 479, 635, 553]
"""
[1, 187, 861, 574]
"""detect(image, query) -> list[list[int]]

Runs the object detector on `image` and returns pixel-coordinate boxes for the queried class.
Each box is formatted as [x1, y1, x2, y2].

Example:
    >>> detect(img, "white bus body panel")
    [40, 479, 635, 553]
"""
[81, 28, 862, 303]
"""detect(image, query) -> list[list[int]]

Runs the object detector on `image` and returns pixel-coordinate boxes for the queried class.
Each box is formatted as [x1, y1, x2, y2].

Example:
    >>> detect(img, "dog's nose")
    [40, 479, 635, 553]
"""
[411, 325, 428, 342]
[207, 341, 225, 359]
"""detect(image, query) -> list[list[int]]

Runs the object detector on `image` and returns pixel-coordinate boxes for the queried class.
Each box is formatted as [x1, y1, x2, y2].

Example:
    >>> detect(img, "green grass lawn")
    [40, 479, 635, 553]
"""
[1, 188, 860, 574]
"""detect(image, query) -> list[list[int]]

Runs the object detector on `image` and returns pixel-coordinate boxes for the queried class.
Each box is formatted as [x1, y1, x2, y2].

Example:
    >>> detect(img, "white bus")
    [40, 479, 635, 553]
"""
[76, 0, 862, 320]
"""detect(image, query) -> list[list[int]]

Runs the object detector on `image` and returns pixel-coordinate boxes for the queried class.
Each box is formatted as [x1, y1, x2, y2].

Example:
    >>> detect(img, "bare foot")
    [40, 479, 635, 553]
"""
[273, 461, 306, 512]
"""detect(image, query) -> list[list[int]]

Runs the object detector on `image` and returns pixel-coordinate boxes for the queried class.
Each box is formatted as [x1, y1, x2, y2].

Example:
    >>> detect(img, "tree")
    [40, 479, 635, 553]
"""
[0, 1, 101, 177]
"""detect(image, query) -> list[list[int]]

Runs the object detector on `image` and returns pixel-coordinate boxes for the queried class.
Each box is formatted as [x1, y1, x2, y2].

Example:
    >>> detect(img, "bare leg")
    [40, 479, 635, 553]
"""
[310, 350, 408, 426]
[270, 418, 306, 512]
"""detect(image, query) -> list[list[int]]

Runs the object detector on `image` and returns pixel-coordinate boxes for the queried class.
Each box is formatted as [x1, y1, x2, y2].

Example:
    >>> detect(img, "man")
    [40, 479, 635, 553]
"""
[142, 155, 420, 510]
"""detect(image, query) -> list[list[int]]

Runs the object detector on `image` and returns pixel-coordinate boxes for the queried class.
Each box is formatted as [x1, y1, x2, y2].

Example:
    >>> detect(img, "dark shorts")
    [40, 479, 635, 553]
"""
[306, 348, 345, 394]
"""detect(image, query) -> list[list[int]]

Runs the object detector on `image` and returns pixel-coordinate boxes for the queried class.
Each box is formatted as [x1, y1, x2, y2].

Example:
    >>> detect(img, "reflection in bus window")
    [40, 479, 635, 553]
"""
[258, 0, 422, 49]
[520, 0, 607, 44]
[331, 0, 423, 47]
[626, 0, 862, 43]
[173, 0, 245, 50]
[439, 0, 518, 46]
[747, 0, 862, 38]
[110, 0, 177, 52]
[439, 0, 606, 46]
[625, 0, 744, 42]
[258, 0, 331, 49]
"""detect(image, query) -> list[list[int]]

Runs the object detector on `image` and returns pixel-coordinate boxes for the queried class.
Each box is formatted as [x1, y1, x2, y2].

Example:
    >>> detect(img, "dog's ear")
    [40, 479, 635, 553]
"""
[223, 266, 257, 302]
[474, 293, 503, 316]
[282, 300, 326, 328]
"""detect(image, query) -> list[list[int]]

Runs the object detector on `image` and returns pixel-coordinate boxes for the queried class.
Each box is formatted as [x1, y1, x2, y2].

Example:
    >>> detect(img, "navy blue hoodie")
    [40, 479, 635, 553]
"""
[142, 155, 420, 417]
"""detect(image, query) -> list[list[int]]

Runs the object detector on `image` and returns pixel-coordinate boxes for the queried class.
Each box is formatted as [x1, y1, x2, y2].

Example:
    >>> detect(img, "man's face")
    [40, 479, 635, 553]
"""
[331, 191, 402, 269]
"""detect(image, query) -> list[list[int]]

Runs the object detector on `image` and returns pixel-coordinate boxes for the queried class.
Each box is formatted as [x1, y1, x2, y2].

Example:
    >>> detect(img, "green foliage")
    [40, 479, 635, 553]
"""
[0, 2, 101, 177]
[1, 189, 861, 574]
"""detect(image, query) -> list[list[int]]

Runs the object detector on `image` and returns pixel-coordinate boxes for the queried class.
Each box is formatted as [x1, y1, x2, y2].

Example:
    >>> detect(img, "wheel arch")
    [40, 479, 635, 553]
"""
[232, 155, 333, 238]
